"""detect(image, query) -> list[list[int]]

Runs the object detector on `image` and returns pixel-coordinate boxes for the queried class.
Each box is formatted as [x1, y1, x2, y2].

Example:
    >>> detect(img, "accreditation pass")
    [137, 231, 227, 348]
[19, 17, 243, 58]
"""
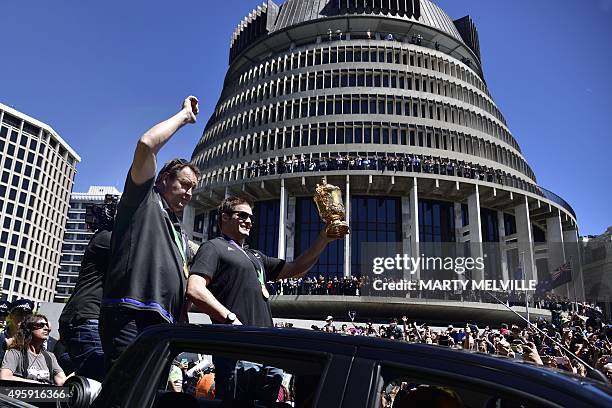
[0, 386, 71, 402]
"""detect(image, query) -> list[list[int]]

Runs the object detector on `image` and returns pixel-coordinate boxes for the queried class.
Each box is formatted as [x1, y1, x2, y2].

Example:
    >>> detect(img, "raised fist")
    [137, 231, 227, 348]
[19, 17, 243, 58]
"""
[183, 96, 199, 123]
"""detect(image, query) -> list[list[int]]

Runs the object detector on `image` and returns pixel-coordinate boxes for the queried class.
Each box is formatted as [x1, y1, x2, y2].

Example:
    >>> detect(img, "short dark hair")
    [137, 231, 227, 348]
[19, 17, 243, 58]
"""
[218, 196, 254, 228]
[155, 158, 201, 187]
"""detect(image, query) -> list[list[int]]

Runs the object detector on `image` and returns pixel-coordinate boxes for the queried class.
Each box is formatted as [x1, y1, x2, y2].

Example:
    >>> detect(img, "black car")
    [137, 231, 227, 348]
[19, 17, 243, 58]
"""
[79, 324, 612, 408]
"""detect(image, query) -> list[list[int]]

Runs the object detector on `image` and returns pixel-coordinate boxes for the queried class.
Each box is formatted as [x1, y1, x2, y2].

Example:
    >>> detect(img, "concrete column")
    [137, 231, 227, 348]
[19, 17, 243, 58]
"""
[497, 210, 509, 281]
[467, 185, 484, 281]
[563, 229, 586, 302]
[278, 179, 287, 259]
[285, 197, 296, 262]
[515, 196, 536, 282]
[454, 202, 463, 243]
[401, 196, 411, 280]
[344, 175, 351, 278]
[409, 178, 420, 280]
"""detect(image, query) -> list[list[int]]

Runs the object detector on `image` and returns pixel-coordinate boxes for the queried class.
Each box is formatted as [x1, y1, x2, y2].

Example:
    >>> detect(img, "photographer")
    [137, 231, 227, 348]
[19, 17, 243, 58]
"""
[58, 194, 118, 382]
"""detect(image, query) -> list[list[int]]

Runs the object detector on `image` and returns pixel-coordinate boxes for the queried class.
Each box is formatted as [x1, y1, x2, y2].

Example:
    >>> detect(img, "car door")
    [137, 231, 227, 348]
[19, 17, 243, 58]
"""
[346, 344, 612, 408]
[96, 325, 356, 408]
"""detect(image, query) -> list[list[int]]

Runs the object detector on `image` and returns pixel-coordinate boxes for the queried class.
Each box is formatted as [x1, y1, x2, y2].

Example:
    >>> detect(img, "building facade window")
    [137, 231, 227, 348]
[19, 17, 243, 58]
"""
[248, 199, 280, 258]
[295, 197, 344, 278]
[504, 213, 516, 236]
[480, 208, 499, 243]
[350, 196, 402, 277]
[419, 199, 456, 243]
[207, 209, 220, 240]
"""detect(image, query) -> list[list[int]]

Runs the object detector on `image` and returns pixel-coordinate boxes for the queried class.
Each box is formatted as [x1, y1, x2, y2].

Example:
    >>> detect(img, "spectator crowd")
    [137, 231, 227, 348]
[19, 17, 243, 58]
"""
[127, 296, 612, 406]
[303, 298, 612, 383]
[245, 153, 514, 187]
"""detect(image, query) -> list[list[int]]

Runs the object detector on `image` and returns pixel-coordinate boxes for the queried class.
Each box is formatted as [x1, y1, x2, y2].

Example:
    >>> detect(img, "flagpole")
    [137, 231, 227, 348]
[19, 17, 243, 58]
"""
[521, 251, 530, 324]
[570, 257, 578, 312]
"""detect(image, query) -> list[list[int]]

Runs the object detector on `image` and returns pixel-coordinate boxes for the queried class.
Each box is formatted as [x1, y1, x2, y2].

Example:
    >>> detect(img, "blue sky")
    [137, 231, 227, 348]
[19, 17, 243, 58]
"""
[1, 1, 610, 235]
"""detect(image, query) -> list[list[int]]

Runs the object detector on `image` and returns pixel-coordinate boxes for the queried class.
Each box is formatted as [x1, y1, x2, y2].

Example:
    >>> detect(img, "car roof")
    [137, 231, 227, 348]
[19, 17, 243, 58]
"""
[137, 324, 612, 399]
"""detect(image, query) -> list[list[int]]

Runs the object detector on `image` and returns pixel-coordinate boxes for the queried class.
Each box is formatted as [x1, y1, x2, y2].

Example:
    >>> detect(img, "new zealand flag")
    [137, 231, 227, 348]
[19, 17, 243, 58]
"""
[535, 261, 572, 295]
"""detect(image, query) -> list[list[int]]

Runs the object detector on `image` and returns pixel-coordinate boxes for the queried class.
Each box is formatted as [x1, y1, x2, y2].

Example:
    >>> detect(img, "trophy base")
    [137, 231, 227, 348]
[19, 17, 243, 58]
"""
[325, 220, 350, 239]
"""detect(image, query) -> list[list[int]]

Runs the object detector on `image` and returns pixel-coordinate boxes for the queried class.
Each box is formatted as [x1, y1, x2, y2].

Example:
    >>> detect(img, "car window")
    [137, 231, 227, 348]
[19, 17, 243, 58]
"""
[152, 343, 329, 408]
[375, 363, 561, 408]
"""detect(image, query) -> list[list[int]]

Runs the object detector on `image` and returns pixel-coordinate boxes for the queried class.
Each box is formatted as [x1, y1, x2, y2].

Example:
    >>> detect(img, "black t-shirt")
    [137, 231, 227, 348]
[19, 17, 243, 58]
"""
[102, 171, 187, 323]
[59, 230, 111, 326]
[190, 237, 285, 327]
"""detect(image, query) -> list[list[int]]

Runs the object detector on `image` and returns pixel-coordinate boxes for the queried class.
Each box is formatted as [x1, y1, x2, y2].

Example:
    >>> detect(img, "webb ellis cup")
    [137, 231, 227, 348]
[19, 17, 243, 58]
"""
[314, 179, 350, 239]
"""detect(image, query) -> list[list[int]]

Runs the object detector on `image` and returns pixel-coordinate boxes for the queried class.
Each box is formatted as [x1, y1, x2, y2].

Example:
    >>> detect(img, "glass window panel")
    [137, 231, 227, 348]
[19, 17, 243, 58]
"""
[295, 198, 344, 278]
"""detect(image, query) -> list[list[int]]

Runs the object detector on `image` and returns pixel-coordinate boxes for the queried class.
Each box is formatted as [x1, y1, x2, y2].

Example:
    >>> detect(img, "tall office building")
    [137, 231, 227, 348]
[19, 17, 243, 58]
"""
[0, 102, 80, 303]
[189, 1, 584, 301]
[54, 185, 121, 302]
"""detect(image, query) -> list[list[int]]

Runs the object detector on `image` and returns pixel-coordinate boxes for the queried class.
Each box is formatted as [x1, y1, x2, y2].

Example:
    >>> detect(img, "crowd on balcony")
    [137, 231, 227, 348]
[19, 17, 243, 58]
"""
[265, 276, 564, 309]
[245, 153, 516, 185]
[266, 276, 362, 296]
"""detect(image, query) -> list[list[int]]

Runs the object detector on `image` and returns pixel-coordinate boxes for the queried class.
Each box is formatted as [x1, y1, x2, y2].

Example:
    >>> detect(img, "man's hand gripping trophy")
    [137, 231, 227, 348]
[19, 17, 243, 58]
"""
[313, 179, 350, 239]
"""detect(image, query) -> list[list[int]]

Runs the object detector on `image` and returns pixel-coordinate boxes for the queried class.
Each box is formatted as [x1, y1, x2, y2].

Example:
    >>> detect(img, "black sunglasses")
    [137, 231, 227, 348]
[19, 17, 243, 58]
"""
[225, 210, 254, 221]
[32, 322, 50, 330]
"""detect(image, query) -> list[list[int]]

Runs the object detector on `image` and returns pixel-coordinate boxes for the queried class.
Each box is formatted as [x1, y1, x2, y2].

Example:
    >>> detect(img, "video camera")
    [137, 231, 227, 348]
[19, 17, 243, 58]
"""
[85, 194, 119, 232]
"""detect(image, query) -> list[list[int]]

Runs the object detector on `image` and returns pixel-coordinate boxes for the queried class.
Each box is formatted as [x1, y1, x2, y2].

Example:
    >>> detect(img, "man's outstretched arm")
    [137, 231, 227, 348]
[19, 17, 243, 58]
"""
[130, 96, 199, 185]
[186, 274, 242, 325]
[277, 230, 336, 280]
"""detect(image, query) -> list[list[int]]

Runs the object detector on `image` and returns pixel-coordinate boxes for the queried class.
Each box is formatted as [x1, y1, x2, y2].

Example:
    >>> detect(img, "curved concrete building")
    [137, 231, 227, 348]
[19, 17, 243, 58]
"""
[189, 0, 583, 308]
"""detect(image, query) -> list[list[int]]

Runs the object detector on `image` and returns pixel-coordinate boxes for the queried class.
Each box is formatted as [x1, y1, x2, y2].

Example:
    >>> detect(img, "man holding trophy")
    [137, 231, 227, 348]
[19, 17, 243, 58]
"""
[186, 180, 348, 401]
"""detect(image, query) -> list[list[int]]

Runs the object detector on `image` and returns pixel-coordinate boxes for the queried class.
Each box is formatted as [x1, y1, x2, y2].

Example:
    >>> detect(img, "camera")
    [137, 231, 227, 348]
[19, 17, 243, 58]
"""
[85, 194, 119, 232]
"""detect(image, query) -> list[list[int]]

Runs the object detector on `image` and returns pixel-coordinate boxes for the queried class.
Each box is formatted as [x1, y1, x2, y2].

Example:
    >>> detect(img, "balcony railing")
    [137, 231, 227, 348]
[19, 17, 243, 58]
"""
[541, 187, 576, 220]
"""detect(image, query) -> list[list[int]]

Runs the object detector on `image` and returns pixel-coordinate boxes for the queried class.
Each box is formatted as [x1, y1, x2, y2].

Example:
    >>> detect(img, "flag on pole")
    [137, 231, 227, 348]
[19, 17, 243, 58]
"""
[535, 261, 572, 295]
[535, 276, 552, 296]
[551, 261, 572, 288]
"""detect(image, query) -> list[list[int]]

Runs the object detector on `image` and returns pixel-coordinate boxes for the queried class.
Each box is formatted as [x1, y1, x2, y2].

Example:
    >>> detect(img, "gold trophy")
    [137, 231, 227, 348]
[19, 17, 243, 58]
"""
[314, 179, 350, 239]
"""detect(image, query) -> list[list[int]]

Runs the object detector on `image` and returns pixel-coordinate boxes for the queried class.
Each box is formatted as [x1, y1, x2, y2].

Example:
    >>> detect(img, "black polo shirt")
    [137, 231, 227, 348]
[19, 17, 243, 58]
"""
[59, 229, 111, 327]
[102, 171, 187, 323]
[190, 237, 285, 327]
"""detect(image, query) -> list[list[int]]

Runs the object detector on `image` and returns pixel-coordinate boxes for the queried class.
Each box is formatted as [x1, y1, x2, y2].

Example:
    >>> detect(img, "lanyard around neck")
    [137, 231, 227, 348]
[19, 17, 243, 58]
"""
[158, 197, 186, 264]
[226, 238, 265, 285]
[171, 226, 186, 264]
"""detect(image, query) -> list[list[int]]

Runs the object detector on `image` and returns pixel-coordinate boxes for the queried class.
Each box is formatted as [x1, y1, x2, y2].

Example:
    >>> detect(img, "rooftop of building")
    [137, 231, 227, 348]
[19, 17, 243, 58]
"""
[581, 227, 612, 243]
[264, 0, 462, 41]
[229, 0, 481, 67]
[71, 185, 122, 201]
[0, 101, 81, 163]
